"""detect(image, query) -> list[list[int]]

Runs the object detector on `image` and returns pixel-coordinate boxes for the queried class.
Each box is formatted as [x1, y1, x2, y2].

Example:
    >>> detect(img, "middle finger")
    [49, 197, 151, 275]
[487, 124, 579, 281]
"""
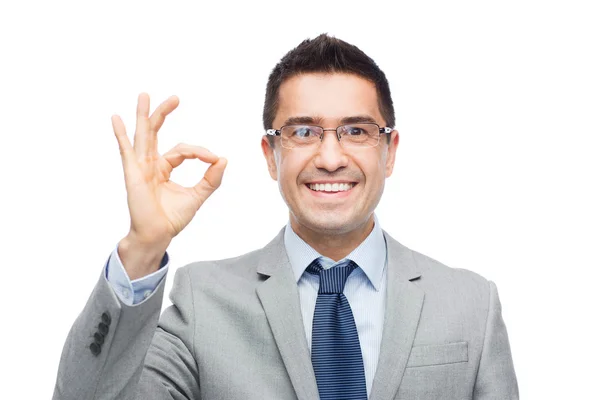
[147, 95, 180, 155]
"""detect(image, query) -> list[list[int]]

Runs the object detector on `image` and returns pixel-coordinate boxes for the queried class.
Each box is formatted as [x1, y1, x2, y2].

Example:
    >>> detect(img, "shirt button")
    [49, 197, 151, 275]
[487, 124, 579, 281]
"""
[143, 290, 152, 299]
[121, 288, 131, 299]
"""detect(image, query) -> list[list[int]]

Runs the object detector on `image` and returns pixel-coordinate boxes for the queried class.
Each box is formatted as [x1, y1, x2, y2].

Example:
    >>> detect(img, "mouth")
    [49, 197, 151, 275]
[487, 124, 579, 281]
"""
[304, 182, 357, 198]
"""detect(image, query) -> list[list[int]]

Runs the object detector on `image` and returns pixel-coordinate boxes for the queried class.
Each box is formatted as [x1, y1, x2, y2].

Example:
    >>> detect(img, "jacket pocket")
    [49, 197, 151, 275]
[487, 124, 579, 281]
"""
[406, 341, 468, 368]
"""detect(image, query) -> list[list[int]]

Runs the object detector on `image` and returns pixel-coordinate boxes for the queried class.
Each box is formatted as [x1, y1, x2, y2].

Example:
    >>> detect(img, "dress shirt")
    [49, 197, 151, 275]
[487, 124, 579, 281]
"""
[284, 216, 388, 399]
[105, 216, 388, 397]
[105, 244, 170, 306]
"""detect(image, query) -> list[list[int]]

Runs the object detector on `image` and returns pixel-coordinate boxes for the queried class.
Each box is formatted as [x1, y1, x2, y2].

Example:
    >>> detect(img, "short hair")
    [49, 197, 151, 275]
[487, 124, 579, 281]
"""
[263, 33, 395, 145]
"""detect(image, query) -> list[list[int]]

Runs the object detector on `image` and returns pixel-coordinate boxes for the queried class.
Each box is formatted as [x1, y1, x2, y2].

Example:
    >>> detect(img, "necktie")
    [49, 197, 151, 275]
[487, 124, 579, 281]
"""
[307, 259, 368, 400]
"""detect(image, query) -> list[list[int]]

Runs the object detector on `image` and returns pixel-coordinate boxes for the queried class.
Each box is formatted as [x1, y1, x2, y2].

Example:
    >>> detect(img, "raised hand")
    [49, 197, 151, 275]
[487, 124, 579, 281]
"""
[112, 93, 227, 279]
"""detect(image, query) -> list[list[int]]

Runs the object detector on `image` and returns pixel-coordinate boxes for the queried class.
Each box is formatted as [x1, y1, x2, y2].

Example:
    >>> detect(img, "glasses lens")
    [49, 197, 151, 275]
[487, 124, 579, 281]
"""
[338, 123, 380, 147]
[280, 125, 322, 148]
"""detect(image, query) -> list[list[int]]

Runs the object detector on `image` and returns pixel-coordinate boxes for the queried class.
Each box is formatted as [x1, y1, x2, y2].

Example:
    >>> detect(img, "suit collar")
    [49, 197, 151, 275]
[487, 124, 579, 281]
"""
[369, 231, 424, 400]
[256, 227, 425, 400]
[256, 227, 287, 277]
[255, 228, 321, 400]
[256, 226, 423, 281]
[381, 229, 422, 281]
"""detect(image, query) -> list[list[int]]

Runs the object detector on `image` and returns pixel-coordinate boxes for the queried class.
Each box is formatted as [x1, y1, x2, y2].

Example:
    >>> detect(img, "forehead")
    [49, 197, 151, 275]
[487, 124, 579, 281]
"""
[274, 72, 383, 126]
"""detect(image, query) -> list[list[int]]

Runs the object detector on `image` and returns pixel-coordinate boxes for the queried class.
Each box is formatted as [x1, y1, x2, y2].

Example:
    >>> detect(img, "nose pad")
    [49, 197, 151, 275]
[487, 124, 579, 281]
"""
[314, 130, 348, 171]
[319, 130, 342, 146]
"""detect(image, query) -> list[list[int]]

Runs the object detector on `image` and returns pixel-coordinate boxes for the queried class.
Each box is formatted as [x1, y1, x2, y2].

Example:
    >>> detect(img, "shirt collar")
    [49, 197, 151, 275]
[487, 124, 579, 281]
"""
[283, 214, 387, 291]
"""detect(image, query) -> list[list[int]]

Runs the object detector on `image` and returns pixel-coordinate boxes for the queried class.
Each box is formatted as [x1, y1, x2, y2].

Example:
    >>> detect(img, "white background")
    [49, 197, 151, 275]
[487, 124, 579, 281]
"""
[1, 0, 598, 398]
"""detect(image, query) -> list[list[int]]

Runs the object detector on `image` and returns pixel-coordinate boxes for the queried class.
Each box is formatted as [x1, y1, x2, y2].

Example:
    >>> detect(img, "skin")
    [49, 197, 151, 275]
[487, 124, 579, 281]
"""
[261, 72, 400, 261]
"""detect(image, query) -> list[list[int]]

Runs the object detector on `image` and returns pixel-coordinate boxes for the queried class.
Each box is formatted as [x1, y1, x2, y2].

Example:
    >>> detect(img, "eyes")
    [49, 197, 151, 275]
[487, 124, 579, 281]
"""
[292, 126, 319, 138]
[275, 123, 385, 149]
[343, 126, 368, 136]
[289, 125, 369, 138]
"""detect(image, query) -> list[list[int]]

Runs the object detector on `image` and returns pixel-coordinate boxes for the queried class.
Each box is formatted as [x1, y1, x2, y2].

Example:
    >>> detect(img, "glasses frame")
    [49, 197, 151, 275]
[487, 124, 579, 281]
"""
[265, 123, 393, 149]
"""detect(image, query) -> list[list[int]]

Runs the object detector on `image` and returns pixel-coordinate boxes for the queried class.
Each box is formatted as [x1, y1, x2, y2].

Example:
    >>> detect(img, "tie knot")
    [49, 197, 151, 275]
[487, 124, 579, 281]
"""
[306, 259, 358, 294]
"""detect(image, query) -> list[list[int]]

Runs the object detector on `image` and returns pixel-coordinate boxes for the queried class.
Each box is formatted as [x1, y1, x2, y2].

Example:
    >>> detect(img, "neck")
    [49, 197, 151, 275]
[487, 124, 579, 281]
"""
[290, 214, 375, 261]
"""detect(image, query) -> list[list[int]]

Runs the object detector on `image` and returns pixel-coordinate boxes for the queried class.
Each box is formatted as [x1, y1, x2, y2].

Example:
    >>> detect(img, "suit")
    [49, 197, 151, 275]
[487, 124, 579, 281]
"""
[53, 227, 519, 399]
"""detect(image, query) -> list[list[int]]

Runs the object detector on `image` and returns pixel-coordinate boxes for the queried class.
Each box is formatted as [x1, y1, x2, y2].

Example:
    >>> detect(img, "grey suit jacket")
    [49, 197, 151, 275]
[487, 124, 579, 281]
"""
[53, 228, 518, 399]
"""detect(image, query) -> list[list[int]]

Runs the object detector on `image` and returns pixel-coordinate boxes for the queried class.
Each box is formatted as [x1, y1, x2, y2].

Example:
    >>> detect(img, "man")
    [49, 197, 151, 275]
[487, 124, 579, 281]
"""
[53, 34, 519, 399]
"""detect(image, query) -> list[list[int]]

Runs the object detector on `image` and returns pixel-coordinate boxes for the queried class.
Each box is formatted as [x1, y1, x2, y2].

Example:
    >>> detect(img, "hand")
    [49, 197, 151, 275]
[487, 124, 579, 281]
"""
[112, 93, 227, 247]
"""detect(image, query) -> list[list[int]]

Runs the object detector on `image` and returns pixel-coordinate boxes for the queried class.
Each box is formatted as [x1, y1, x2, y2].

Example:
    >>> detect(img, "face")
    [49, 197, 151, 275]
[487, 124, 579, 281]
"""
[262, 72, 399, 237]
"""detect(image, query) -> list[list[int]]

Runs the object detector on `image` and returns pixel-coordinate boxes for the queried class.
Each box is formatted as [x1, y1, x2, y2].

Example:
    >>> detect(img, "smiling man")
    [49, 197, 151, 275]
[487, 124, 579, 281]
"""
[263, 72, 396, 260]
[53, 34, 519, 400]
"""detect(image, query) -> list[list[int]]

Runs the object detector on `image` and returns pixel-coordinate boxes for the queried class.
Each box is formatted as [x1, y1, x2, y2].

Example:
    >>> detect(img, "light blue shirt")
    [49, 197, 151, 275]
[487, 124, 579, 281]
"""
[105, 216, 387, 397]
[284, 216, 387, 398]
[105, 245, 170, 305]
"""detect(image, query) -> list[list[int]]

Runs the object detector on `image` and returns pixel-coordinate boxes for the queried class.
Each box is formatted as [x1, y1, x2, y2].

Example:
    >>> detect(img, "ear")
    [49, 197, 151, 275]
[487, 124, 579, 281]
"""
[261, 136, 278, 181]
[385, 130, 400, 178]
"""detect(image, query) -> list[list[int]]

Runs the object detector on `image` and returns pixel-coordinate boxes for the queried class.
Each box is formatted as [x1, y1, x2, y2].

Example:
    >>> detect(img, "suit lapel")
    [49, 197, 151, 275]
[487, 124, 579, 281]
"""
[369, 232, 425, 400]
[255, 229, 320, 400]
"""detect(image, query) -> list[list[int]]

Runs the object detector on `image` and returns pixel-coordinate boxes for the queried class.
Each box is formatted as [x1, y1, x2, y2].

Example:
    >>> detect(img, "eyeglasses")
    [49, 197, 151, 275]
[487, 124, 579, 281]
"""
[265, 123, 392, 149]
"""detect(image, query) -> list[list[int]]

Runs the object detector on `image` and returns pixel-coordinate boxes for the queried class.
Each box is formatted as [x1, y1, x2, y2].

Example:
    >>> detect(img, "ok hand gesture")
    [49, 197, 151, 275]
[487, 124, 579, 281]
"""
[112, 93, 227, 278]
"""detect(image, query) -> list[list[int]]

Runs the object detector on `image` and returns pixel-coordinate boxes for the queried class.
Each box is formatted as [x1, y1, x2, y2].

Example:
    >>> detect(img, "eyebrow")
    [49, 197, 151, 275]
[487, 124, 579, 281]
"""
[282, 115, 378, 126]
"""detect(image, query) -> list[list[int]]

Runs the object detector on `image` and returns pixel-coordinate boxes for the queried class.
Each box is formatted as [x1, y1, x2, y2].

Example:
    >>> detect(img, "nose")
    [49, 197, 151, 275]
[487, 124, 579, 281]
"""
[313, 130, 349, 172]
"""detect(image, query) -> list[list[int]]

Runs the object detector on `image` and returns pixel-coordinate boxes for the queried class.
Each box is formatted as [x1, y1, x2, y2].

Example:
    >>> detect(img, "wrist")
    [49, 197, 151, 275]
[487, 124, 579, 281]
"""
[118, 234, 170, 280]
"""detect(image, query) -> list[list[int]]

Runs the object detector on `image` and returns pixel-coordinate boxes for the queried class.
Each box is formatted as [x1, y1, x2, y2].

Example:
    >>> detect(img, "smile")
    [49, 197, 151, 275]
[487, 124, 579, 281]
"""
[307, 182, 356, 193]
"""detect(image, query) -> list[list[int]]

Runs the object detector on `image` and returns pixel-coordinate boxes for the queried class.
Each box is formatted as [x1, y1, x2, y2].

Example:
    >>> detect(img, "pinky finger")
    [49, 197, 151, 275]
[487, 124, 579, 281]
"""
[112, 115, 134, 164]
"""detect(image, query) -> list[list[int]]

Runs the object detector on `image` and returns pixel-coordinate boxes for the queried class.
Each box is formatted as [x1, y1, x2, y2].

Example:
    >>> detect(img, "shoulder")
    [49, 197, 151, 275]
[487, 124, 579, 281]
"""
[175, 227, 287, 286]
[161, 247, 268, 317]
[177, 246, 265, 286]
[412, 247, 489, 288]
[415, 253, 492, 317]
[386, 233, 492, 302]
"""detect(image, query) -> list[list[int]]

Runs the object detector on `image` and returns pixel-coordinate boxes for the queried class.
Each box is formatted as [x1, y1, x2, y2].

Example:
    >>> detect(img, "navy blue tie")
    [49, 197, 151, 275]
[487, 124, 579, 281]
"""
[307, 259, 368, 400]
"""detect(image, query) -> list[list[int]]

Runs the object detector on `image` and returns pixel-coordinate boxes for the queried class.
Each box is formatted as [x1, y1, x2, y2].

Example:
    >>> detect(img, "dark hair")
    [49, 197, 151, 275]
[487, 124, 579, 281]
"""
[263, 33, 395, 145]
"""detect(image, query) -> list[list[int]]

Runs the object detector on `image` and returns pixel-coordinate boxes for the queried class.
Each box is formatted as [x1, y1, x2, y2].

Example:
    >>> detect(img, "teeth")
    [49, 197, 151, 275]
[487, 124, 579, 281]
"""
[309, 183, 354, 192]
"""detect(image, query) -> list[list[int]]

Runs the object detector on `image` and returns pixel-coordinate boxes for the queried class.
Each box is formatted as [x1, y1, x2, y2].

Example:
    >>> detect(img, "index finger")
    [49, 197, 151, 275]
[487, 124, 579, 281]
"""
[146, 95, 180, 157]
[149, 95, 180, 133]
[162, 143, 220, 171]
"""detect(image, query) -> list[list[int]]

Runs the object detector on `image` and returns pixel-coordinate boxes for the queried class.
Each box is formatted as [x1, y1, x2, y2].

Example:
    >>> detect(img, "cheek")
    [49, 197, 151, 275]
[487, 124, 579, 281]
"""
[365, 164, 386, 190]
[276, 151, 312, 187]
[355, 150, 388, 185]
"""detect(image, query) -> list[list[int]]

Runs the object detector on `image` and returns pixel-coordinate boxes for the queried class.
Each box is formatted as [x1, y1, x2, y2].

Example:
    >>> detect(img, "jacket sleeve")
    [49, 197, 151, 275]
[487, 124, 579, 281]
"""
[473, 280, 519, 399]
[106, 245, 170, 306]
[53, 263, 200, 400]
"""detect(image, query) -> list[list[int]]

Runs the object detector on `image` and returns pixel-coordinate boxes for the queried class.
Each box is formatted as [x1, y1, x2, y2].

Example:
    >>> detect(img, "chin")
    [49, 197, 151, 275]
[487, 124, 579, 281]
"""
[295, 210, 366, 235]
